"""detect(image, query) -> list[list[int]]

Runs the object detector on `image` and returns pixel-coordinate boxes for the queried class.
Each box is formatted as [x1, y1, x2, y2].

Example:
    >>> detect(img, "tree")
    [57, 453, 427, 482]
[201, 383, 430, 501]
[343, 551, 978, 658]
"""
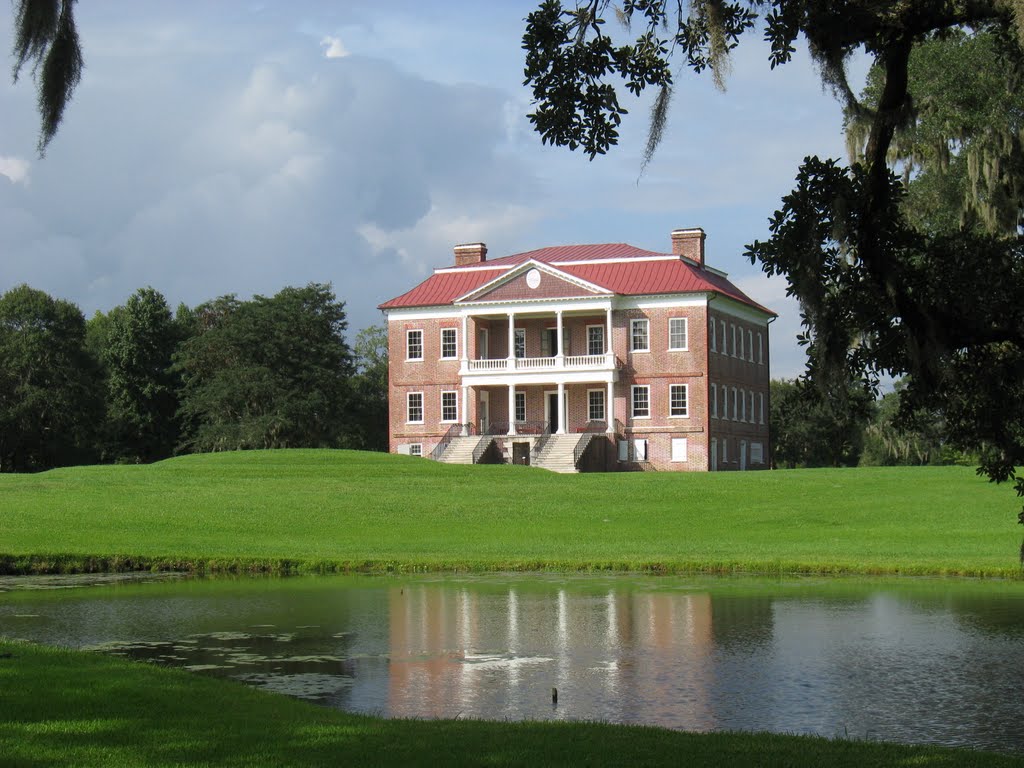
[12, 0, 83, 154]
[348, 325, 389, 452]
[174, 284, 355, 453]
[0, 285, 100, 472]
[770, 378, 872, 469]
[521, 1, 1024, 520]
[97, 288, 185, 463]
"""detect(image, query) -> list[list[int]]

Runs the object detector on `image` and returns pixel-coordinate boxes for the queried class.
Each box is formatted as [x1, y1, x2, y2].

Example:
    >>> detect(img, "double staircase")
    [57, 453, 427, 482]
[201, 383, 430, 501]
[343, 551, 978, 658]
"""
[436, 435, 492, 464]
[531, 433, 593, 474]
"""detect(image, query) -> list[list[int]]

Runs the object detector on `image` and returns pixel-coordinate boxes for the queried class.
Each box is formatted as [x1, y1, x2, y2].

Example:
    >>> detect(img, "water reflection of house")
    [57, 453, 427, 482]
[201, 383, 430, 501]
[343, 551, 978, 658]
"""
[385, 584, 721, 728]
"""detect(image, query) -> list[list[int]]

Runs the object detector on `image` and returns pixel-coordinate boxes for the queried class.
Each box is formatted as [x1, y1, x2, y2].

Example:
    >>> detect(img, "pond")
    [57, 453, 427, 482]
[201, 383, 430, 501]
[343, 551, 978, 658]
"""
[2, 573, 1023, 755]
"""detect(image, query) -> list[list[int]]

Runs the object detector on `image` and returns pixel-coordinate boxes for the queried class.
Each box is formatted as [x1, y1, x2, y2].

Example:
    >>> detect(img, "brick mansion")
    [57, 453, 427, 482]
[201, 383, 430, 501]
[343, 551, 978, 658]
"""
[378, 228, 775, 472]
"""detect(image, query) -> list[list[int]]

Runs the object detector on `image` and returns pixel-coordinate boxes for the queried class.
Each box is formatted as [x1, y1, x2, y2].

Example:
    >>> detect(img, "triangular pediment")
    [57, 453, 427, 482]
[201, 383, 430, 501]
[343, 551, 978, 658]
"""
[456, 261, 610, 303]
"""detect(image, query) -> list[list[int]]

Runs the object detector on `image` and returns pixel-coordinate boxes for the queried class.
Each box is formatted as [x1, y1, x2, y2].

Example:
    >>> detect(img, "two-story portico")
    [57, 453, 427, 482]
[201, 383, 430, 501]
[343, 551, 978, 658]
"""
[380, 229, 775, 472]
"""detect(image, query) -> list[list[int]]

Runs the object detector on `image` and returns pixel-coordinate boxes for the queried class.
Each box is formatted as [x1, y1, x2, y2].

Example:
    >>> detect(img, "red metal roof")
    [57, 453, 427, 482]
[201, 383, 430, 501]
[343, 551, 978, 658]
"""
[378, 243, 775, 315]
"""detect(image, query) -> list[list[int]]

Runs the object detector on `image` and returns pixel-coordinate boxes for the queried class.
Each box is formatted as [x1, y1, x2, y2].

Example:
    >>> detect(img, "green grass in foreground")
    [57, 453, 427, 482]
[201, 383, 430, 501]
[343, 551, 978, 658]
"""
[1, 449, 1021, 577]
[0, 641, 1017, 768]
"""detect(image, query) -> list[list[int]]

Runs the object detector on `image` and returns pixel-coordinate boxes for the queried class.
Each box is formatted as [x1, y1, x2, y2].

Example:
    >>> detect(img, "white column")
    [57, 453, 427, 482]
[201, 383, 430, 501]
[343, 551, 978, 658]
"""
[461, 314, 469, 364]
[507, 384, 517, 436]
[605, 305, 613, 357]
[507, 311, 516, 369]
[606, 381, 614, 433]
[555, 309, 564, 363]
[557, 382, 566, 434]
[461, 385, 469, 435]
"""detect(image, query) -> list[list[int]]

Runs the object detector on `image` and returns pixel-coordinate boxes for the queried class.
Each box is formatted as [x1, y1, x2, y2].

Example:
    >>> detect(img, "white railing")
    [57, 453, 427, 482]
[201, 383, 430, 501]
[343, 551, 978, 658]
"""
[566, 354, 607, 368]
[467, 358, 508, 371]
[464, 353, 617, 375]
[517, 356, 556, 369]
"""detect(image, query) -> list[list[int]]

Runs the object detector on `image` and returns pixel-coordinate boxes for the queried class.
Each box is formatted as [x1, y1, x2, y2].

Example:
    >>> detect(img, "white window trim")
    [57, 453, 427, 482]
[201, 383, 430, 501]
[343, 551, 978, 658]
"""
[406, 391, 424, 424]
[440, 390, 458, 423]
[711, 383, 718, 419]
[440, 327, 458, 360]
[631, 384, 651, 419]
[586, 324, 606, 357]
[730, 324, 737, 357]
[587, 387, 606, 422]
[740, 388, 746, 422]
[759, 392, 765, 425]
[758, 332, 764, 365]
[732, 387, 738, 421]
[738, 327, 744, 360]
[514, 391, 526, 423]
[747, 329, 754, 362]
[668, 383, 689, 418]
[720, 320, 727, 356]
[709, 316, 717, 353]
[749, 392, 755, 424]
[668, 317, 688, 351]
[630, 318, 650, 353]
[409, 443, 423, 457]
[406, 329, 424, 362]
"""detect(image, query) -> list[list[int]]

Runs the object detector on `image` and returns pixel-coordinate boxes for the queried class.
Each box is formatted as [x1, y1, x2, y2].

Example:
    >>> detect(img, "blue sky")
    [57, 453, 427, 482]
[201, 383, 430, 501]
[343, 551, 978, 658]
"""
[0, 2, 867, 378]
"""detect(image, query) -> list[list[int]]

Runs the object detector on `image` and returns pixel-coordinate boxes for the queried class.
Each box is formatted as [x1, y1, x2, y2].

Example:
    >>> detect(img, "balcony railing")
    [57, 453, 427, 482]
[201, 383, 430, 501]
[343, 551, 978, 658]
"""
[463, 353, 617, 374]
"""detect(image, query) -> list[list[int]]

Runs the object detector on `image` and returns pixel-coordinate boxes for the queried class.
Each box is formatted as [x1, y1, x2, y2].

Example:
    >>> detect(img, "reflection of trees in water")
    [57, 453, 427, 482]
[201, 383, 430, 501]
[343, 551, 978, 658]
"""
[945, 593, 1024, 637]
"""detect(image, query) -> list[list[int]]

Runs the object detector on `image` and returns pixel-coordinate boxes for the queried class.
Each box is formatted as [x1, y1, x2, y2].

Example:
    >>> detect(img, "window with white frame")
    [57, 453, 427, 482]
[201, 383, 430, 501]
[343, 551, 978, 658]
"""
[738, 327, 744, 360]
[668, 317, 688, 350]
[631, 385, 650, 418]
[409, 443, 422, 457]
[759, 392, 765, 424]
[671, 438, 688, 462]
[587, 325, 604, 356]
[732, 387, 738, 421]
[514, 391, 526, 423]
[441, 391, 458, 422]
[722, 439, 728, 463]
[720, 320, 727, 355]
[711, 383, 718, 418]
[740, 388, 746, 422]
[749, 391, 755, 423]
[758, 332, 764, 364]
[750, 442, 764, 464]
[440, 328, 457, 359]
[406, 392, 423, 423]
[514, 328, 526, 358]
[630, 318, 649, 352]
[618, 438, 648, 462]
[730, 324, 737, 357]
[721, 385, 728, 420]
[588, 389, 605, 422]
[747, 329, 754, 361]
[710, 317, 717, 352]
[669, 384, 688, 417]
[406, 329, 423, 361]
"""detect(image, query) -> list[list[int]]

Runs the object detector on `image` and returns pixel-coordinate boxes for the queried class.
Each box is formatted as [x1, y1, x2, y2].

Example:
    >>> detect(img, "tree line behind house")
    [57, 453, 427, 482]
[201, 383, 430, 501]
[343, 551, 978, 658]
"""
[770, 378, 975, 470]
[0, 283, 388, 473]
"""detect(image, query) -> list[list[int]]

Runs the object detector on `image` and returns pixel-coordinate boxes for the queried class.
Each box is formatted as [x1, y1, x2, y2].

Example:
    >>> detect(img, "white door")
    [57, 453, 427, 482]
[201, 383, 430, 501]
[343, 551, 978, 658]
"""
[740, 440, 747, 471]
[710, 438, 718, 471]
[479, 391, 489, 434]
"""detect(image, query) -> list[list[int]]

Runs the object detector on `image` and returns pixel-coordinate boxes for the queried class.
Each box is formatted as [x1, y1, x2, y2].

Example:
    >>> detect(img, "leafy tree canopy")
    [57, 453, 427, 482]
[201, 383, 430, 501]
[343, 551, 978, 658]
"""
[0, 284, 100, 471]
[174, 283, 355, 453]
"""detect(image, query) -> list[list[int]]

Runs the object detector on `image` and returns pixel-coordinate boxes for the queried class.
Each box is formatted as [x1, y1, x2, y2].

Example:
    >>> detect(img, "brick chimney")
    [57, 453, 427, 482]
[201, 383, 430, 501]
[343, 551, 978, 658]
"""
[671, 228, 705, 267]
[453, 242, 487, 266]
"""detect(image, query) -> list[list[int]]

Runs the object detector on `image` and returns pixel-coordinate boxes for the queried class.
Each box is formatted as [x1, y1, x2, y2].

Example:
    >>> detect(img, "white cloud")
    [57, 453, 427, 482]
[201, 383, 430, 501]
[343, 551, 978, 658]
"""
[320, 36, 349, 59]
[0, 156, 29, 185]
[732, 272, 807, 380]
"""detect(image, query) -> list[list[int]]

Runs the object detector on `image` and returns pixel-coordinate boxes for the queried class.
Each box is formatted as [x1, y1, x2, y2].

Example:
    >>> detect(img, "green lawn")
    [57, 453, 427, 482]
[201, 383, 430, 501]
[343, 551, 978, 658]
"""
[0, 640, 1017, 768]
[0, 449, 1020, 576]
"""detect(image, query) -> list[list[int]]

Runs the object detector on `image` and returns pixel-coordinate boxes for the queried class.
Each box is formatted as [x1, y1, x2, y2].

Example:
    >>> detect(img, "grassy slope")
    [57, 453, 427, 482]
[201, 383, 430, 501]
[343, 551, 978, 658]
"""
[1, 641, 1017, 768]
[0, 449, 1019, 576]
